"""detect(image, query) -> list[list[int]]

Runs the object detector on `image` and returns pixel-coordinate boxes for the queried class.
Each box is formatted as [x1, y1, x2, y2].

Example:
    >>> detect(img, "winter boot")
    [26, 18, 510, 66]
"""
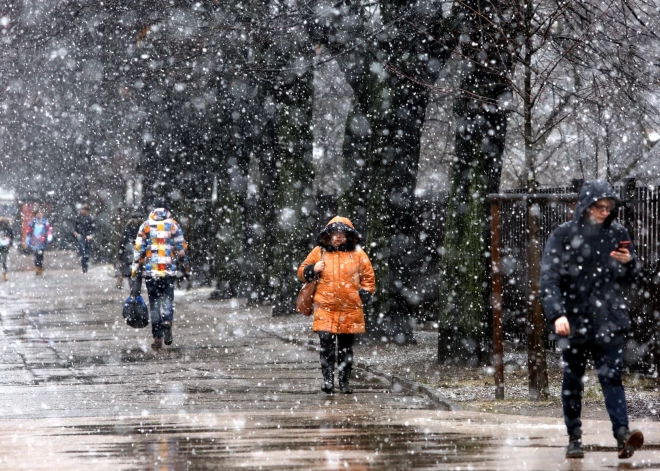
[338, 369, 353, 394]
[616, 427, 644, 459]
[35, 267, 43, 276]
[2, 272, 7, 282]
[321, 366, 334, 394]
[565, 428, 584, 459]
[115, 276, 123, 290]
[151, 338, 163, 350]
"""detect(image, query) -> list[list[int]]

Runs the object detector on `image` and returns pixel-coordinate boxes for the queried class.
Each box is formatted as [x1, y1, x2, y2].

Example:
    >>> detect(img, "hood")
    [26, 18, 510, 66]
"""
[574, 180, 621, 227]
[317, 216, 362, 251]
[149, 208, 171, 222]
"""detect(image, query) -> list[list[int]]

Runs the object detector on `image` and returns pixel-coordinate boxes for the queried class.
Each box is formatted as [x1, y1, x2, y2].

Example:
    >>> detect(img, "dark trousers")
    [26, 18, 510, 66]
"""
[0, 250, 7, 272]
[77, 240, 92, 272]
[34, 250, 44, 268]
[562, 335, 629, 436]
[146, 277, 175, 339]
[318, 332, 355, 372]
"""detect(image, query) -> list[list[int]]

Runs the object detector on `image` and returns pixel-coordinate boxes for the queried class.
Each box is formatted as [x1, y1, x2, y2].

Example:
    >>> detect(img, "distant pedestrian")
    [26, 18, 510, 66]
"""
[25, 208, 53, 276]
[0, 217, 14, 282]
[131, 199, 189, 350]
[115, 209, 142, 289]
[541, 179, 643, 460]
[73, 203, 95, 273]
[298, 216, 375, 394]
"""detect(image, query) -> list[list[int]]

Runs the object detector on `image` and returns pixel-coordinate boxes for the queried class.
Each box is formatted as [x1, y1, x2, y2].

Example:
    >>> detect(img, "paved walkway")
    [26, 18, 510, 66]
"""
[0, 252, 658, 469]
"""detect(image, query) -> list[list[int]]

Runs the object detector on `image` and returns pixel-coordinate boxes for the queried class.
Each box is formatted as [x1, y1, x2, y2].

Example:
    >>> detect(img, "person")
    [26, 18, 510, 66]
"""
[131, 199, 189, 350]
[73, 203, 95, 273]
[115, 209, 142, 289]
[0, 217, 14, 282]
[540, 180, 643, 460]
[298, 216, 375, 394]
[25, 208, 53, 276]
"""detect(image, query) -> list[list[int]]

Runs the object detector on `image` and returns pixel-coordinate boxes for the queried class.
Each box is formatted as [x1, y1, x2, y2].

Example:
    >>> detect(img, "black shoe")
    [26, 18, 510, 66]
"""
[566, 428, 583, 459]
[321, 366, 334, 394]
[162, 322, 173, 346]
[338, 369, 353, 394]
[616, 427, 644, 459]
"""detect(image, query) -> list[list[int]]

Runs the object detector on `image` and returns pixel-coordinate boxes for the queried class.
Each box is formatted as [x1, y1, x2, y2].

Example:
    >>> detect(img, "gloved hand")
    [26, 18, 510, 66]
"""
[130, 278, 141, 298]
[358, 289, 372, 305]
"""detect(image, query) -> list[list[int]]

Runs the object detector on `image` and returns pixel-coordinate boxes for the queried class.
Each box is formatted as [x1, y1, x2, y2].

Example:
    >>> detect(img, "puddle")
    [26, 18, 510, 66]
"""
[58, 421, 494, 470]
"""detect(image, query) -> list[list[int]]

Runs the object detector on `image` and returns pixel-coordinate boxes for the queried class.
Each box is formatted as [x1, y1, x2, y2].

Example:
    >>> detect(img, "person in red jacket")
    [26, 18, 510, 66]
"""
[298, 216, 375, 394]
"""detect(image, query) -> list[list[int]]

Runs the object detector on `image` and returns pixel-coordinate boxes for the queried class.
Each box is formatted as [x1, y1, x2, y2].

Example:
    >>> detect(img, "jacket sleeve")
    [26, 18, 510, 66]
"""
[131, 222, 147, 278]
[617, 228, 641, 283]
[298, 246, 321, 282]
[540, 229, 566, 324]
[358, 250, 376, 294]
[172, 222, 189, 274]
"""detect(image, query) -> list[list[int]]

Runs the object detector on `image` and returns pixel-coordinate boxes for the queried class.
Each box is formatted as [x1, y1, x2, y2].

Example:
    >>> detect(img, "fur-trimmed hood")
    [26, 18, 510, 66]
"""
[317, 216, 362, 252]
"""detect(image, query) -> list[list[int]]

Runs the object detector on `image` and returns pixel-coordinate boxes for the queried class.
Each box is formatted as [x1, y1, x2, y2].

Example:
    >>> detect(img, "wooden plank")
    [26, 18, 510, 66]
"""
[490, 200, 504, 400]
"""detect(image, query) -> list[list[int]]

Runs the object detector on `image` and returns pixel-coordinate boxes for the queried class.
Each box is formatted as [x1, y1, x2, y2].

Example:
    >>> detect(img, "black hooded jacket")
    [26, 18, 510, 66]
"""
[540, 180, 640, 342]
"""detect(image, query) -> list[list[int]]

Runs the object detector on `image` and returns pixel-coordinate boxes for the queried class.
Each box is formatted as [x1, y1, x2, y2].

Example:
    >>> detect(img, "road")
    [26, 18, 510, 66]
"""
[0, 251, 658, 470]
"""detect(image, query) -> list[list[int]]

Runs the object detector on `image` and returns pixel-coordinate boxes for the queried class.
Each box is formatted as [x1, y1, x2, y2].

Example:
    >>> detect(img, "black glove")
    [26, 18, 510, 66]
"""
[358, 289, 372, 305]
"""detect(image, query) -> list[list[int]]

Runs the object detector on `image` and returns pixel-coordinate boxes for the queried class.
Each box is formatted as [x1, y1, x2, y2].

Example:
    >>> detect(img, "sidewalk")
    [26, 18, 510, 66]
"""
[266, 311, 660, 423]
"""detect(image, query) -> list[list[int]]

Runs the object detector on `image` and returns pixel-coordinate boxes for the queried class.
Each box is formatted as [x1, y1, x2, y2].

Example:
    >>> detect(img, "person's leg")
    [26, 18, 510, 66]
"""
[146, 278, 165, 342]
[593, 336, 628, 434]
[561, 341, 588, 436]
[34, 250, 44, 275]
[1, 251, 7, 281]
[161, 277, 175, 345]
[318, 332, 336, 393]
[337, 334, 356, 393]
[594, 335, 644, 458]
[80, 241, 90, 273]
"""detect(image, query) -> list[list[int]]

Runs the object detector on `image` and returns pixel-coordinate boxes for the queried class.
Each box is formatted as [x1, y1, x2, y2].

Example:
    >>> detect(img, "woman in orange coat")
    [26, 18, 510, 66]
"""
[298, 216, 376, 394]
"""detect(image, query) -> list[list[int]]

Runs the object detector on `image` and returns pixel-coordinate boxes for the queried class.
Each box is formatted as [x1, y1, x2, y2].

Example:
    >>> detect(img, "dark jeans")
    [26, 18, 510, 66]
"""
[77, 240, 92, 272]
[318, 332, 355, 373]
[562, 335, 629, 437]
[34, 250, 44, 268]
[146, 277, 175, 339]
[0, 250, 7, 272]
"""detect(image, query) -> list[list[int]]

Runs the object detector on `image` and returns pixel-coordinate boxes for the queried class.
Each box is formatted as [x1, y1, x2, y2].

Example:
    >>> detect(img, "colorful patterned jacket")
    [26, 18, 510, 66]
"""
[26, 218, 53, 251]
[131, 209, 189, 279]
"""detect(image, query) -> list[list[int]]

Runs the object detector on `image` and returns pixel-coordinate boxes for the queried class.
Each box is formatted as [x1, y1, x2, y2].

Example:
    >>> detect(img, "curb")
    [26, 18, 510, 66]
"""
[260, 327, 458, 411]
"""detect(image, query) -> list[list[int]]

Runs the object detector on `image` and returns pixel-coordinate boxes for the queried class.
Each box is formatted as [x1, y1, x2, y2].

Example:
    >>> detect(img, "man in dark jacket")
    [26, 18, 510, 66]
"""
[540, 180, 643, 460]
[73, 203, 95, 273]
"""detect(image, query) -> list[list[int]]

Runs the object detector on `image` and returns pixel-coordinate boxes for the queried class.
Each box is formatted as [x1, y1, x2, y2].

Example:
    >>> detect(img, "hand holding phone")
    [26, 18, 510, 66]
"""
[617, 240, 631, 251]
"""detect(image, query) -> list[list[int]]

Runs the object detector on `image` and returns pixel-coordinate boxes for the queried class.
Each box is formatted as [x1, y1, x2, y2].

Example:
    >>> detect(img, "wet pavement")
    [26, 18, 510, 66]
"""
[1, 251, 660, 470]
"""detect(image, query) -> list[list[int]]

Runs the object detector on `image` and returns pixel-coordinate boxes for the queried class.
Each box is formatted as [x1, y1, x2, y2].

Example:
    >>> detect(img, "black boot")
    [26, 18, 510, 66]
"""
[338, 368, 353, 394]
[321, 366, 334, 394]
[565, 428, 584, 459]
[616, 427, 644, 459]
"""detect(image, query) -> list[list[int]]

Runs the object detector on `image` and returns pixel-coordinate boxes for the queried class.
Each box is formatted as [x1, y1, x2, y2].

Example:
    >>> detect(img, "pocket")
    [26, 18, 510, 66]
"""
[609, 301, 631, 332]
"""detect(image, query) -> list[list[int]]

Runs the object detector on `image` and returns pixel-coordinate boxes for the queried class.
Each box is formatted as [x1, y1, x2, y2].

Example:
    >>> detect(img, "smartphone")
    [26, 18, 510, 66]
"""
[617, 240, 631, 250]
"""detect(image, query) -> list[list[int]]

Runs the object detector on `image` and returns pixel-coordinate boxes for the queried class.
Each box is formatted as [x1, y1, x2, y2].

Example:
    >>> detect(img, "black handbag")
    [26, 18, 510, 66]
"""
[122, 276, 149, 328]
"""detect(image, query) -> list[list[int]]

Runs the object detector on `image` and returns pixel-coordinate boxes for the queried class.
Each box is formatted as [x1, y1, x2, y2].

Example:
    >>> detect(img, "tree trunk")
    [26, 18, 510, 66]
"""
[439, 3, 514, 361]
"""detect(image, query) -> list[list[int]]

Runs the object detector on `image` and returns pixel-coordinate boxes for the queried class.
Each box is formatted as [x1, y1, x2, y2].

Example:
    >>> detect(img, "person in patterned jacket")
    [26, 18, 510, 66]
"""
[25, 208, 53, 276]
[131, 199, 189, 349]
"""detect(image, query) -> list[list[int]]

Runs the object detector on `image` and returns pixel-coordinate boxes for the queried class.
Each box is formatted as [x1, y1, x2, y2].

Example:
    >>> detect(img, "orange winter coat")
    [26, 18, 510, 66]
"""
[297, 217, 376, 334]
